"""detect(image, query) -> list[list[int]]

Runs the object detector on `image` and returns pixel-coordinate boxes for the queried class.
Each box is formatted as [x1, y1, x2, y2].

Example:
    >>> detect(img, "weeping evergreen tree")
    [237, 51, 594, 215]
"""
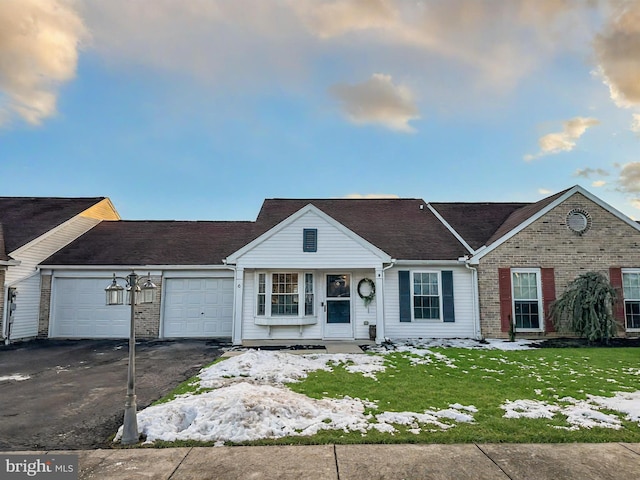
[550, 271, 618, 344]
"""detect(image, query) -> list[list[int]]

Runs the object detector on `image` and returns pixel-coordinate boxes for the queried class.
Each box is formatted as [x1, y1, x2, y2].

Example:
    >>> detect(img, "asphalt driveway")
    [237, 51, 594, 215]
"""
[0, 339, 225, 451]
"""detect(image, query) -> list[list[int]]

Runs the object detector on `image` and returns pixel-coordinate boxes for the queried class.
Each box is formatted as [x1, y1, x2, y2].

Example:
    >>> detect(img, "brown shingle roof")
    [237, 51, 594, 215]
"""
[0, 197, 106, 253]
[0, 223, 9, 261]
[484, 188, 571, 246]
[256, 198, 469, 260]
[42, 221, 257, 266]
[429, 202, 527, 250]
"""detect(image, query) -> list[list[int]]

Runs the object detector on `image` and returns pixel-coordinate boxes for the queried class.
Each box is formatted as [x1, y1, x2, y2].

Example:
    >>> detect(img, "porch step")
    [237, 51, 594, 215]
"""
[324, 343, 364, 354]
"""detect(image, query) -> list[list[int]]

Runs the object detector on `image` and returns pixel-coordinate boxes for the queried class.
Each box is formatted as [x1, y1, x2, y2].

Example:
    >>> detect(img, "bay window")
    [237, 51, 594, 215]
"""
[256, 272, 314, 317]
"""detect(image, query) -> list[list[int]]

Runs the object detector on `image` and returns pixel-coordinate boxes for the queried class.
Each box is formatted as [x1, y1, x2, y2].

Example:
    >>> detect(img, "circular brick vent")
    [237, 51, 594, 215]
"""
[566, 208, 591, 235]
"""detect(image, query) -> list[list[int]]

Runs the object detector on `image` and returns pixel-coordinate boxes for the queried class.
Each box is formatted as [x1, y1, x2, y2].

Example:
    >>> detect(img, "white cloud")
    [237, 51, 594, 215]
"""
[617, 162, 640, 193]
[632, 113, 640, 133]
[595, 2, 640, 108]
[526, 117, 599, 160]
[0, 0, 86, 126]
[538, 188, 552, 195]
[330, 74, 420, 132]
[592, 180, 606, 187]
[574, 167, 610, 178]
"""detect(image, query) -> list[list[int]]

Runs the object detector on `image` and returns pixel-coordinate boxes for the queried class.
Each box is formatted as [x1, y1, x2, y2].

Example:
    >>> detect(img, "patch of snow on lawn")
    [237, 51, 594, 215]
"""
[0, 374, 30, 382]
[372, 338, 540, 352]
[198, 350, 386, 388]
[589, 391, 640, 425]
[502, 391, 640, 430]
[502, 399, 560, 419]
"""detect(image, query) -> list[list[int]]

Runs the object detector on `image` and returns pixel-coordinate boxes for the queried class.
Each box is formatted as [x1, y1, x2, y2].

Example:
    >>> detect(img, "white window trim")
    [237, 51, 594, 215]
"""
[410, 270, 443, 322]
[511, 268, 544, 332]
[255, 271, 315, 319]
[621, 269, 640, 332]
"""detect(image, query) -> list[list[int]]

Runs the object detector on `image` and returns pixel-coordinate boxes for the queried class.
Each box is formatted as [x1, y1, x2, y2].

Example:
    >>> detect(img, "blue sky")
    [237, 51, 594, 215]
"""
[1, 0, 639, 221]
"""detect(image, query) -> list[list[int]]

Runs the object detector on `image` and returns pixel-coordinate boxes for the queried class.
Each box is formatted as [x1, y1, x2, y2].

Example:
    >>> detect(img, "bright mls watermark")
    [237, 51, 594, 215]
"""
[1, 455, 78, 479]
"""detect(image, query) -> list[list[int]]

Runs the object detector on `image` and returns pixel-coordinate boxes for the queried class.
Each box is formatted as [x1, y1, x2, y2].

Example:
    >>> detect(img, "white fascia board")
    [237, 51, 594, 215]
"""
[225, 204, 392, 263]
[0, 259, 20, 266]
[426, 204, 475, 254]
[468, 185, 637, 264]
[40, 264, 234, 271]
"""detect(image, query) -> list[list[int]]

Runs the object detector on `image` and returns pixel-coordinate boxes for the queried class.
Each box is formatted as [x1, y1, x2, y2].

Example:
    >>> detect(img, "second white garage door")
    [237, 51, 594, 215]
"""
[163, 278, 234, 338]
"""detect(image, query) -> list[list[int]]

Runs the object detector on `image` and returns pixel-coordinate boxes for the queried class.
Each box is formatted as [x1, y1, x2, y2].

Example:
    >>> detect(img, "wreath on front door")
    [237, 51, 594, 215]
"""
[357, 278, 376, 307]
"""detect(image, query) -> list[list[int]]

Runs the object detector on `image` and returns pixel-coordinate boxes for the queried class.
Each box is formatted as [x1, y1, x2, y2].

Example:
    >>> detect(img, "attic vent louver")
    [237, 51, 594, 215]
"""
[566, 208, 591, 235]
[303, 228, 317, 252]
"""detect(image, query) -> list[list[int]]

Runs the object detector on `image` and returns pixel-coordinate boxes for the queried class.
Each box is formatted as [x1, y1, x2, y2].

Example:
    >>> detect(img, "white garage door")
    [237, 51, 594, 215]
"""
[52, 278, 130, 338]
[163, 278, 234, 338]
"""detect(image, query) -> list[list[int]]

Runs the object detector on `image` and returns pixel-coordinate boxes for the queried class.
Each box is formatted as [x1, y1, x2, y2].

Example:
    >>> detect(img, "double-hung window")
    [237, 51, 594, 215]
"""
[256, 272, 314, 317]
[412, 272, 441, 320]
[511, 269, 543, 330]
[622, 271, 640, 330]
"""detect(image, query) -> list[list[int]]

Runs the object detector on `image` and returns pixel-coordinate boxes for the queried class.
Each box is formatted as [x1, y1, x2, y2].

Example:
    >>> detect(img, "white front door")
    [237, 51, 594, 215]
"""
[323, 273, 354, 339]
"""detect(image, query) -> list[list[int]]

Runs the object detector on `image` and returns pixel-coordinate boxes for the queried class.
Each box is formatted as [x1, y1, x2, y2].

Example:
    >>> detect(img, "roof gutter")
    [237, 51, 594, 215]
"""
[39, 264, 234, 271]
[0, 259, 20, 266]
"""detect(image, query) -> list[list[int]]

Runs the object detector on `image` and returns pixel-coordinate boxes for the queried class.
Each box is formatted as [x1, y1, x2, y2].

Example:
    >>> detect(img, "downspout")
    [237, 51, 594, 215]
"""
[376, 260, 396, 344]
[464, 260, 481, 340]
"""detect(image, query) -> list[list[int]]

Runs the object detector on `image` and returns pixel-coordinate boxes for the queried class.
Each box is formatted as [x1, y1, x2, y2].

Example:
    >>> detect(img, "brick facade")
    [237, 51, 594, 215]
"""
[477, 192, 640, 338]
[38, 274, 52, 338]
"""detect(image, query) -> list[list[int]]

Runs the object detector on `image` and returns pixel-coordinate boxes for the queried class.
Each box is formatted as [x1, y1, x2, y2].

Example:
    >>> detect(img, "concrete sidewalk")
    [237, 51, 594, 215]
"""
[8, 443, 640, 479]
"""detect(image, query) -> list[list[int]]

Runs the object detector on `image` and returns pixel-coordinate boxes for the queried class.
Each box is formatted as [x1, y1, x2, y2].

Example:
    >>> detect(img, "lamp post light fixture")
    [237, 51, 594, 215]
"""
[105, 272, 157, 445]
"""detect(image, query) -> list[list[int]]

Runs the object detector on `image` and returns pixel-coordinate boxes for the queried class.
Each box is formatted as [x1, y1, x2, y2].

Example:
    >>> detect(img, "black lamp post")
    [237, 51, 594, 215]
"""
[105, 272, 157, 445]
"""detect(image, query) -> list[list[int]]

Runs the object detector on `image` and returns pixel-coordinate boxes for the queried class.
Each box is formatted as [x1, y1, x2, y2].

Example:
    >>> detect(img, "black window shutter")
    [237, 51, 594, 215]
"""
[303, 229, 317, 252]
[399, 270, 411, 322]
[442, 270, 455, 322]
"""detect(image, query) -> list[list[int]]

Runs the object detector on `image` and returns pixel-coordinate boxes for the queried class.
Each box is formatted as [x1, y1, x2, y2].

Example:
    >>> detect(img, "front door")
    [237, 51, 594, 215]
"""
[324, 273, 353, 339]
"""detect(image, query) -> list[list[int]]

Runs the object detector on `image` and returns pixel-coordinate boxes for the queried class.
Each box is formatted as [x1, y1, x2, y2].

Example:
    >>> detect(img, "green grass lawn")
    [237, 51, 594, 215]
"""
[151, 346, 640, 446]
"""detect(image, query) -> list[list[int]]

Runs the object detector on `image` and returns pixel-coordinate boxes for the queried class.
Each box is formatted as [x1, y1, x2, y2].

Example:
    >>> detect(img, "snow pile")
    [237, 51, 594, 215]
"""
[117, 382, 477, 444]
[198, 350, 387, 388]
[124, 383, 374, 443]
[501, 391, 640, 430]
[0, 374, 30, 382]
[371, 338, 540, 352]
[117, 349, 479, 444]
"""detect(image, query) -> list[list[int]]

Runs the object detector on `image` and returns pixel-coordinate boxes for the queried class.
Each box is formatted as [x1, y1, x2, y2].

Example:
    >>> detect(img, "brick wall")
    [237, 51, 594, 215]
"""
[477, 192, 640, 338]
[134, 275, 162, 339]
[38, 274, 52, 337]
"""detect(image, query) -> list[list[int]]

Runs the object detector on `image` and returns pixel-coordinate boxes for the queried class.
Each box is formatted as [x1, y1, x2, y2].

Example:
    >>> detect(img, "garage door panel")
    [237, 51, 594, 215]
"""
[163, 277, 233, 338]
[52, 278, 130, 338]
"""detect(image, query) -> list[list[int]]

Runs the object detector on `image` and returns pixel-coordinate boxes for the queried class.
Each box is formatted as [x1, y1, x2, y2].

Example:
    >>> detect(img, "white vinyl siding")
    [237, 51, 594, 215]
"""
[384, 266, 475, 338]
[5, 274, 40, 340]
[235, 211, 385, 269]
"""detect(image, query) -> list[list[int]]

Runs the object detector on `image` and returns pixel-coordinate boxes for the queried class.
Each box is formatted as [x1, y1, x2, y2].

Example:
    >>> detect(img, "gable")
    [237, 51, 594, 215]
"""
[228, 207, 391, 268]
[473, 191, 640, 264]
[255, 198, 469, 260]
[0, 197, 117, 253]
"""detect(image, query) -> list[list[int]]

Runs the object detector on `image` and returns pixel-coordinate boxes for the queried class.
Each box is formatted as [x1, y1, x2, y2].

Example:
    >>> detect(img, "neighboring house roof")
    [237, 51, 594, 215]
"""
[255, 198, 470, 260]
[483, 188, 571, 246]
[428, 202, 527, 251]
[0, 197, 108, 253]
[0, 223, 9, 261]
[42, 220, 257, 266]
